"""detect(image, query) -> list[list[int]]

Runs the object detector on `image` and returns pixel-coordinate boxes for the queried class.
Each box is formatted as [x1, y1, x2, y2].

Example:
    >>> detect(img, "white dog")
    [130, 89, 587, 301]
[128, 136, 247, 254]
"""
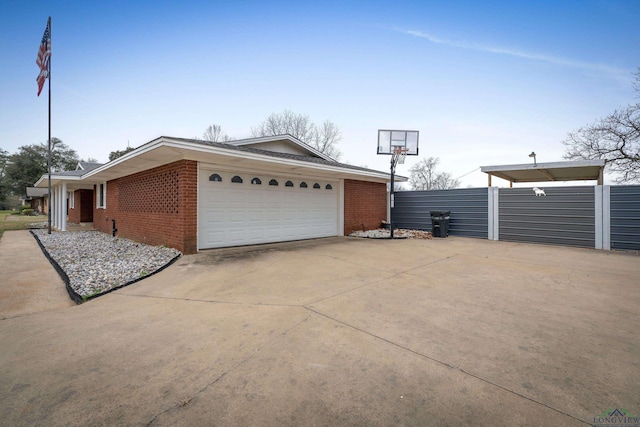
[533, 187, 546, 197]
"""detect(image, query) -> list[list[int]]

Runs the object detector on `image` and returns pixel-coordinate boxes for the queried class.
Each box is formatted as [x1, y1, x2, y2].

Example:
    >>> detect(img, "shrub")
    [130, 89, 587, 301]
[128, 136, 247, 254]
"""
[21, 209, 34, 216]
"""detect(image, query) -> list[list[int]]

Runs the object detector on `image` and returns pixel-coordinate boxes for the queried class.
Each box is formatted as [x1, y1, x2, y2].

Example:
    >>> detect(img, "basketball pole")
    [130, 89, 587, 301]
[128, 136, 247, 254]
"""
[390, 154, 397, 239]
[377, 129, 418, 240]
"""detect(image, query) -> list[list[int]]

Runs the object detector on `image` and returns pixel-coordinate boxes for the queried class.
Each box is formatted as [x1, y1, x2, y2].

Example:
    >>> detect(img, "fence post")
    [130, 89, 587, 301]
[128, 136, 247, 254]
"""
[595, 186, 603, 249]
[595, 185, 611, 250]
[488, 187, 499, 241]
[603, 186, 611, 250]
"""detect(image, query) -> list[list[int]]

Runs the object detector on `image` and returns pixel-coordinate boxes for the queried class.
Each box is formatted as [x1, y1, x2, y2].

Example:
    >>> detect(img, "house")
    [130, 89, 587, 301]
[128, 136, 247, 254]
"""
[35, 135, 398, 254]
[24, 187, 48, 212]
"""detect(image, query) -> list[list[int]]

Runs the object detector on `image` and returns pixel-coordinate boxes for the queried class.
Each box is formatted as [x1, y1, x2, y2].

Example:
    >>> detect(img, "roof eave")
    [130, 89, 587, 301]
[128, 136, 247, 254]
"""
[81, 136, 393, 183]
[34, 174, 85, 188]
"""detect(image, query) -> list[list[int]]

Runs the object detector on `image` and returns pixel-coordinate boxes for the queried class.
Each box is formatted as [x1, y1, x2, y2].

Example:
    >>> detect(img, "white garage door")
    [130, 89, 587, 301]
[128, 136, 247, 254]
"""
[198, 168, 340, 249]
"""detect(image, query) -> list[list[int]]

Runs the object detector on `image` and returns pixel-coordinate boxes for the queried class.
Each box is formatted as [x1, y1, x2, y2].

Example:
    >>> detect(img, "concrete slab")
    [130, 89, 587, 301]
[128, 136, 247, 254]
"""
[0, 294, 309, 426]
[0, 230, 74, 319]
[0, 236, 638, 426]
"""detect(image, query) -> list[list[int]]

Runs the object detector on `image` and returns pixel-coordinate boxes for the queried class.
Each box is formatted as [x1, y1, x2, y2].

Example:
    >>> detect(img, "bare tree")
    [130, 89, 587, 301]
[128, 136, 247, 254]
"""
[409, 157, 460, 190]
[563, 68, 640, 183]
[313, 120, 342, 160]
[251, 109, 342, 160]
[202, 124, 230, 142]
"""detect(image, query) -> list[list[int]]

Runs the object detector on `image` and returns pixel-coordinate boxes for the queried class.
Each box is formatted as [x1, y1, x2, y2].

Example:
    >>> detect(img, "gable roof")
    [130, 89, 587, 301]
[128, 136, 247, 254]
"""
[35, 135, 402, 188]
[226, 134, 335, 161]
[76, 161, 103, 171]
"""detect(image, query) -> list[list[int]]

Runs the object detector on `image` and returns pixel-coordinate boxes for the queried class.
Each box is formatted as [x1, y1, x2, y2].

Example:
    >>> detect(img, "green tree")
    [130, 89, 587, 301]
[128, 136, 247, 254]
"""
[108, 146, 136, 161]
[49, 138, 79, 172]
[4, 138, 78, 195]
[0, 148, 9, 209]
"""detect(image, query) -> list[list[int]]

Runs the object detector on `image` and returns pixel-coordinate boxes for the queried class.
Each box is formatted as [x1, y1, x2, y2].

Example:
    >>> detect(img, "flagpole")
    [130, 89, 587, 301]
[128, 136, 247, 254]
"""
[47, 16, 52, 234]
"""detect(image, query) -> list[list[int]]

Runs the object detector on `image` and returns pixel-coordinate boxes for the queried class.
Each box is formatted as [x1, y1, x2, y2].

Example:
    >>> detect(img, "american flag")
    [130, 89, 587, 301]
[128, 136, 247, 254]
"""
[36, 18, 51, 96]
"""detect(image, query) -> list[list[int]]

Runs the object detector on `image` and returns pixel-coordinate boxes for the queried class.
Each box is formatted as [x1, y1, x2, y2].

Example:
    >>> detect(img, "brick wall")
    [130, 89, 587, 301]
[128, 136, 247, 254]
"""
[68, 190, 80, 224]
[343, 179, 387, 235]
[93, 160, 198, 254]
[68, 189, 93, 224]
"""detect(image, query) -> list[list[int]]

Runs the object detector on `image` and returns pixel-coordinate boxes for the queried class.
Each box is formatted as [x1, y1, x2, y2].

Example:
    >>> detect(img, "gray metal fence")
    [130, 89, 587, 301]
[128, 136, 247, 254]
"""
[610, 185, 640, 251]
[393, 188, 488, 238]
[393, 185, 639, 251]
[498, 186, 595, 248]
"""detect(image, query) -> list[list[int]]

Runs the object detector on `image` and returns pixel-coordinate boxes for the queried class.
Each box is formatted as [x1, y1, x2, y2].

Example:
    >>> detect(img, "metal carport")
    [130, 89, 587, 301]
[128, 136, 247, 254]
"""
[480, 159, 605, 187]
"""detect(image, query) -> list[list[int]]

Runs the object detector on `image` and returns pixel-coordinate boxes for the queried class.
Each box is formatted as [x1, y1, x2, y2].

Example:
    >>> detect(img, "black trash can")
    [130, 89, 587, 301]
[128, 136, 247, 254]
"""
[430, 210, 450, 238]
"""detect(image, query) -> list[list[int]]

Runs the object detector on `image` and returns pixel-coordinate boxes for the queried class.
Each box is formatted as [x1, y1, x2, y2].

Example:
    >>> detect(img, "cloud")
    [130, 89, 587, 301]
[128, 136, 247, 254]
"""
[400, 29, 630, 81]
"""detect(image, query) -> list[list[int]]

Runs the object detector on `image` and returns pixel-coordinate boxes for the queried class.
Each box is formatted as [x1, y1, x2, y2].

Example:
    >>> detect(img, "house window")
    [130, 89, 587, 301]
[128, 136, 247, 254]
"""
[325, 184, 333, 190]
[313, 183, 321, 189]
[285, 181, 294, 187]
[300, 182, 308, 188]
[68, 191, 74, 209]
[231, 175, 243, 183]
[269, 179, 278, 186]
[209, 173, 222, 182]
[97, 182, 106, 209]
[251, 177, 262, 185]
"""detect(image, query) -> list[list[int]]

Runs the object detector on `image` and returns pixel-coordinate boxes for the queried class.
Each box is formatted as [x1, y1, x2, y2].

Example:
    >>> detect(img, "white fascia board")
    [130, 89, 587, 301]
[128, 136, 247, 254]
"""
[34, 175, 47, 187]
[34, 174, 84, 188]
[480, 159, 605, 172]
[81, 136, 392, 183]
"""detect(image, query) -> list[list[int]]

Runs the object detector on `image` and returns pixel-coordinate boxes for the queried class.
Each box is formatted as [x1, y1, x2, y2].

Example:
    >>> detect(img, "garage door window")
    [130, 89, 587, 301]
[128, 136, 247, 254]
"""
[269, 179, 278, 186]
[313, 183, 321, 189]
[325, 184, 333, 190]
[209, 174, 222, 182]
[251, 177, 262, 185]
[231, 175, 243, 183]
[285, 181, 294, 187]
[300, 182, 308, 188]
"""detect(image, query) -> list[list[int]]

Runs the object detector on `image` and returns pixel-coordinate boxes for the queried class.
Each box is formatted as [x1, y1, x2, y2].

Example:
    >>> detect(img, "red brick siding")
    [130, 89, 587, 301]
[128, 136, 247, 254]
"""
[68, 190, 81, 224]
[343, 179, 387, 235]
[92, 160, 198, 254]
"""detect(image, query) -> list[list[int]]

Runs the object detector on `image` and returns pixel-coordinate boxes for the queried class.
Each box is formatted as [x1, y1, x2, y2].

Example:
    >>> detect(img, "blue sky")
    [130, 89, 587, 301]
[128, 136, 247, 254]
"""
[1, 0, 638, 187]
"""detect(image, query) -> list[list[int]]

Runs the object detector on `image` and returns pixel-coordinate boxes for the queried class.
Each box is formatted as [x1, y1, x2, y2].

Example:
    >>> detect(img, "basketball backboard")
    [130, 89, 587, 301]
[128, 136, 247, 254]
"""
[377, 130, 419, 156]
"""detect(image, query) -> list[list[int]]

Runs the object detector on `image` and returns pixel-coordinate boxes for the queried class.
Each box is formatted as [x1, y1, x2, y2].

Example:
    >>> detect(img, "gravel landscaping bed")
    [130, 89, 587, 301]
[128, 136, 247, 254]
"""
[349, 228, 432, 239]
[33, 230, 180, 300]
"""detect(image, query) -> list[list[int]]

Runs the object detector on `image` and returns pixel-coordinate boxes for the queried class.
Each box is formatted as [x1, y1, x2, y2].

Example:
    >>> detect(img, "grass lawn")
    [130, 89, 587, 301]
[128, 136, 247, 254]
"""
[0, 210, 48, 240]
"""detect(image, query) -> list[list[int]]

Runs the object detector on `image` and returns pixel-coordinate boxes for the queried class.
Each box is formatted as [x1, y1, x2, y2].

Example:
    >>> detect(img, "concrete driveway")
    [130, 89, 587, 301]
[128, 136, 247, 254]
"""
[1, 236, 638, 426]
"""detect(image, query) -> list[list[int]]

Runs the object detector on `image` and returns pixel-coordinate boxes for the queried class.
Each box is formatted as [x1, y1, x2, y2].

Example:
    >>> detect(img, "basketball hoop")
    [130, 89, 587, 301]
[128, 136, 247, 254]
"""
[393, 146, 409, 165]
[377, 130, 420, 240]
